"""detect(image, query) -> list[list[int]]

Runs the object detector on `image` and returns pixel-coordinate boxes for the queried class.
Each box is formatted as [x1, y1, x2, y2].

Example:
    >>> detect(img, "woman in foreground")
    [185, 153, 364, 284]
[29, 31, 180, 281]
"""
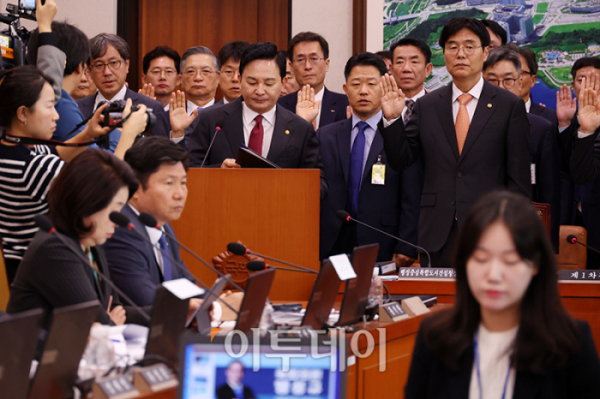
[405, 191, 600, 398]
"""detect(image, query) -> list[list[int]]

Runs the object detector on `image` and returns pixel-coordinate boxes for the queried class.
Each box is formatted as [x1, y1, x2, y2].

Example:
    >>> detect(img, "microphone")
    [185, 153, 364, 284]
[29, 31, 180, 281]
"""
[336, 210, 432, 268]
[566, 234, 600, 255]
[34, 215, 151, 322]
[200, 118, 225, 168]
[109, 212, 239, 315]
[226, 243, 318, 274]
[137, 212, 245, 292]
[246, 260, 317, 274]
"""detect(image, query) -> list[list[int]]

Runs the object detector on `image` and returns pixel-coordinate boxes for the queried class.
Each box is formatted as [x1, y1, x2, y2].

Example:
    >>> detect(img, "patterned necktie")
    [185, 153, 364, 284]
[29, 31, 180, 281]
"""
[404, 99, 415, 126]
[158, 233, 172, 281]
[248, 115, 264, 155]
[347, 121, 369, 218]
[455, 93, 473, 155]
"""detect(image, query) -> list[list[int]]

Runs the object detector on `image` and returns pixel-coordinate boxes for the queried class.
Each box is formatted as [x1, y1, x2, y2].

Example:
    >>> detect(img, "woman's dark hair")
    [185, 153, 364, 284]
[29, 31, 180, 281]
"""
[239, 42, 286, 80]
[48, 150, 139, 237]
[439, 17, 490, 50]
[0, 65, 53, 127]
[424, 191, 580, 374]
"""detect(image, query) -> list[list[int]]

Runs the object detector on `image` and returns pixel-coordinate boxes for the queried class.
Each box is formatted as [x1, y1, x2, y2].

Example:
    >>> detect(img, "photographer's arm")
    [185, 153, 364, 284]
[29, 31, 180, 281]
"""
[34, 0, 63, 104]
[55, 104, 110, 162]
[113, 102, 150, 160]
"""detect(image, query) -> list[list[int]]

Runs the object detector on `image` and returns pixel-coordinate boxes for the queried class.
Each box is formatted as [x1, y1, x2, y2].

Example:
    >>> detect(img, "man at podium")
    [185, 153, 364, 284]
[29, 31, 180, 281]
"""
[186, 42, 327, 197]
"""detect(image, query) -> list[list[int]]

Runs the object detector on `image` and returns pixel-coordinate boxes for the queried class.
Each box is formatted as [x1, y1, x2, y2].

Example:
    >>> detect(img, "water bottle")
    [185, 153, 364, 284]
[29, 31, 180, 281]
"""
[79, 325, 115, 380]
[259, 300, 275, 336]
[368, 268, 383, 308]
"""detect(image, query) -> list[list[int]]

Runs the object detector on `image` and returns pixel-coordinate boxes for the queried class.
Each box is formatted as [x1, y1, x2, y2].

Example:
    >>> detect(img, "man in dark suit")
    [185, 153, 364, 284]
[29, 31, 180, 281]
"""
[278, 32, 348, 129]
[103, 137, 199, 306]
[216, 361, 256, 399]
[483, 46, 560, 251]
[217, 41, 251, 106]
[379, 18, 531, 266]
[186, 42, 327, 196]
[319, 52, 423, 265]
[77, 34, 171, 139]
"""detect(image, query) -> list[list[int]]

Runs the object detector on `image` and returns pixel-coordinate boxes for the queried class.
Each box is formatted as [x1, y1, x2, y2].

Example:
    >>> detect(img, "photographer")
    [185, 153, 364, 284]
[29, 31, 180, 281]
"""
[0, 66, 147, 282]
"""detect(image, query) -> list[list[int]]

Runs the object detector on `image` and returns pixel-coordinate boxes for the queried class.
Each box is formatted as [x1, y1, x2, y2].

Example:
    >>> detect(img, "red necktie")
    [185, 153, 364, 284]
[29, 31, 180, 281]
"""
[248, 115, 264, 155]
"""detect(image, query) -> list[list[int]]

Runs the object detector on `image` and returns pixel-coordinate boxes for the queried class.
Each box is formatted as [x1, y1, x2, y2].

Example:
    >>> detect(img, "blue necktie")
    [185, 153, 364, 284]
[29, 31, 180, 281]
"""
[158, 233, 172, 281]
[347, 121, 368, 218]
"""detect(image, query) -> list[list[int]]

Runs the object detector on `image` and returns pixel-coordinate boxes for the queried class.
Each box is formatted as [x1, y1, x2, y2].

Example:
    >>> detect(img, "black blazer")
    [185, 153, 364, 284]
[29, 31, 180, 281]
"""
[7, 230, 150, 326]
[216, 384, 256, 399]
[530, 101, 559, 127]
[76, 88, 171, 138]
[186, 97, 328, 196]
[318, 117, 423, 261]
[102, 204, 192, 307]
[379, 80, 531, 253]
[278, 87, 349, 128]
[405, 317, 600, 399]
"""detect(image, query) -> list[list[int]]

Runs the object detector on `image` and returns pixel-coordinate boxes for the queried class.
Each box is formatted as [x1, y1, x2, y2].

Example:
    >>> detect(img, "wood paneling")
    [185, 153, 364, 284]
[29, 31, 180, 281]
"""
[353, 0, 367, 55]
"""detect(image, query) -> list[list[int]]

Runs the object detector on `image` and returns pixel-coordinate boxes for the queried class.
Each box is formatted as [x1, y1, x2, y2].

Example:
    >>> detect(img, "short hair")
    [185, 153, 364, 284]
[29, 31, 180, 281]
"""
[571, 57, 600, 79]
[344, 52, 388, 81]
[375, 50, 392, 61]
[48, 150, 139, 238]
[287, 31, 329, 60]
[180, 46, 219, 73]
[124, 136, 189, 189]
[142, 46, 181, 74]
[90, 33, 130, 61]
[239, 42, 286, 80]
[481, 19, 508, 45]
[390, 38, 432, 64]
[0, 66, 54, 127]
[516, 47, 538, 75]
[483, 46, 521, 74]
[27, 21, 90, 77]
[439, 17, 490, 50]
[217, 41, 251, 69]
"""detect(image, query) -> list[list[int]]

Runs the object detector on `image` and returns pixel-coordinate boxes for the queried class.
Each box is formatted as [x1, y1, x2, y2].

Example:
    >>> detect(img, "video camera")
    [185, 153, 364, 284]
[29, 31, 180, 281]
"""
[0, 2, 39, 69]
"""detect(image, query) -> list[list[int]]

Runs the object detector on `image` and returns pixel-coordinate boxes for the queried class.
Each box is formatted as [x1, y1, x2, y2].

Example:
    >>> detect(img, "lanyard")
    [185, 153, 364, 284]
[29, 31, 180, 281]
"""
[473, 332, 511, 399]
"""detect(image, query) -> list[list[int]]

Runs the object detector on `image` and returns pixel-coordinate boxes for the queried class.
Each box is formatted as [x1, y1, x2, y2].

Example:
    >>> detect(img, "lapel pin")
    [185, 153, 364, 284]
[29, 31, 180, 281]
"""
[487, 103, 492, 108]
[331, 110, 335, 112]
[285, 130, 290, 135]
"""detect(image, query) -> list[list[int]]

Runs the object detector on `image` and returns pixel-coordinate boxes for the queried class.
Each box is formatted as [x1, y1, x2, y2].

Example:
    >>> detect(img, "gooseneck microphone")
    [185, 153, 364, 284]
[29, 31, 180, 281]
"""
[336, 210, 432, 268]
[226, 242, 318, 274]
[34, 215, 151, 322]
[200, 118, 225, 168]
[109, 212, 239, 315]
[246, 260, 317, 274]
[137, 212, 245, 292]
[566, 234, 600, 255]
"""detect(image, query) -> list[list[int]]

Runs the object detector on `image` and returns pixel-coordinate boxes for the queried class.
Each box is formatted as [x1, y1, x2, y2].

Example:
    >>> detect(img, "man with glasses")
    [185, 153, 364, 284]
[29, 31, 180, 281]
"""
[483, 46, 560, 252]
[180, 46, 220, 112]
[77, 33, 170, 138]
[141, 46, 181, 111]
[217, 41, 251, 105]
[378, 17, 531, 266]
[278, 32, 348, 129]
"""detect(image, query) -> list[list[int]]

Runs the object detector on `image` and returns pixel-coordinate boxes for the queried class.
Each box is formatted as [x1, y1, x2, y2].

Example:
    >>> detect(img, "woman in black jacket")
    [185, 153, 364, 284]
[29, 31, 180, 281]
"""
[405, 190, 600, 399]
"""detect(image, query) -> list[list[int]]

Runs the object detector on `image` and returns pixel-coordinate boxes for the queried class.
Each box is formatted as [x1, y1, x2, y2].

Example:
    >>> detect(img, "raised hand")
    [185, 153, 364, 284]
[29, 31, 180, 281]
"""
[36, 0, 57, 33]
[578, 73, 600, 135]
[296, 84, 321, 123]
[556, 84, 577, 128]
[380, 74, 406, 121]
[169, 90, 197, 138]
[138, 83, 156, 100]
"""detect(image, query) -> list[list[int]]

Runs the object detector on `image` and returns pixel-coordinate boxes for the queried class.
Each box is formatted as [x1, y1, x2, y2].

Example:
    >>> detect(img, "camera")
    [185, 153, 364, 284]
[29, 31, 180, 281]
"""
[99, 100, 157, 134]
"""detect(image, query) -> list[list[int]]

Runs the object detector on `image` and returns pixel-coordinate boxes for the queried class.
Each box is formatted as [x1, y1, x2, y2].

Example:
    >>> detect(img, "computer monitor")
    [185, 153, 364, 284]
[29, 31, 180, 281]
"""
[178, 334, 347, 399]
[233, 268, 276, 334]
[336, 243, 379, 326]
[301, 259, 342, 330]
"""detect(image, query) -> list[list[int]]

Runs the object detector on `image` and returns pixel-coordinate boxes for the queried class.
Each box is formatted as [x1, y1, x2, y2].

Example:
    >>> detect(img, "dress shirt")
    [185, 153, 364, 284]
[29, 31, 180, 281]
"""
[242, 103, 277, 157]
[93, 84, 127, 111]
[451, 77, 484, 124]
[186, 98, 215, 115]
[164, 103, 170, 112]
[525, 98, 531, 113]
[128, 204, 166, 276]
[402, 88, 427, 124]
[314, 87, 325, 129]
[350, 110, 382, 182]
[223, 97, 230, 105]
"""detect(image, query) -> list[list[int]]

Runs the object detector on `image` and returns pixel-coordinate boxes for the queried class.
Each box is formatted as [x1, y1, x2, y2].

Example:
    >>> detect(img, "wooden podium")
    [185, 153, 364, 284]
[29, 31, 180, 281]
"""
[170, 168, 321, 301]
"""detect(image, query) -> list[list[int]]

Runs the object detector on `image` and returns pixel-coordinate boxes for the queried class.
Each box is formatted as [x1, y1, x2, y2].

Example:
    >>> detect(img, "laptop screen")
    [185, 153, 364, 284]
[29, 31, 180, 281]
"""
[179, 340, 345, 399]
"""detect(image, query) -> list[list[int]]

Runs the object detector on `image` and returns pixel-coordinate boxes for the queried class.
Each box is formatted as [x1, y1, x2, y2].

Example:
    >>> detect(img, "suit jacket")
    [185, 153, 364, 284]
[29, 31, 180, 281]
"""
[6, 230, 150, 326]
[530, 101, 559, 127]
[216, 384, 256, 399]
[528, 113, 560, 252]
[102, 204, 192, 307]
[318, 117, 423, 261]
[278, 87, 349, 128]
[186, 97, 328, 196]
[379, 80, 531, 253]
[405, 317, 600, 399]
[76, 88, 171, 138]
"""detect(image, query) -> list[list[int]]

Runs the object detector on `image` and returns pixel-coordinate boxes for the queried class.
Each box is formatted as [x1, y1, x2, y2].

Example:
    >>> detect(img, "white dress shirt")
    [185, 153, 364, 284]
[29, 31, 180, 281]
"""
[451, 77, 484, 124]
[93, 85, 127, 111]
[525, 98, 532, 113]
[313, 87, 325, 129]
[187, 98, 215, 115]
[242, 103, 277, 157]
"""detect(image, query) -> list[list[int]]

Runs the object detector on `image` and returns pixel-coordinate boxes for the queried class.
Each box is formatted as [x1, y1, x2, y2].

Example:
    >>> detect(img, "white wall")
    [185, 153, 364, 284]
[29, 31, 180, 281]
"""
[0, 0, 117, 38]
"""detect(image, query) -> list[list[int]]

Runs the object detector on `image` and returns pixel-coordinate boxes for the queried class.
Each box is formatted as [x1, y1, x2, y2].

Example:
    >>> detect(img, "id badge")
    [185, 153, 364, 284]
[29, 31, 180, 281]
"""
[372, 156, 385, 185]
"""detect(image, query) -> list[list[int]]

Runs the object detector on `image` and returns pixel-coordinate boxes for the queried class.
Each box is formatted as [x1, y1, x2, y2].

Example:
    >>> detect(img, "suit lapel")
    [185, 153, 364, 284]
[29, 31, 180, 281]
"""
[266, 106, 293, 161]
[436, 85, 460, 161]
[224, 99, 246, 157]
[362, 130, 384, 185]
[336, 119, 352, 184]
[459, 81, 497, 162]
[125, 88, 140, 106]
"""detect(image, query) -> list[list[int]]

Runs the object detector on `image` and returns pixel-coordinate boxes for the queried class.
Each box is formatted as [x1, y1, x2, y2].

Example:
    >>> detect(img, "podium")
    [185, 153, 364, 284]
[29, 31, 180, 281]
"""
[170, 168, 321, 301]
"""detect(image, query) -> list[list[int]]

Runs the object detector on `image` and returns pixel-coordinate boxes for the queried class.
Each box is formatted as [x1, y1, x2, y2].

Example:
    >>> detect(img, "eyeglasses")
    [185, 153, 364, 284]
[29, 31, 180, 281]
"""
[487, 77, 519, 89]
[148, 68, 177, 77]
[91, 59, 125, 73]
[220, 70, 239, 79]
[444, 45, 482, 56]
[293, 57, 325, 65]
[184, 68, 217, 78]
